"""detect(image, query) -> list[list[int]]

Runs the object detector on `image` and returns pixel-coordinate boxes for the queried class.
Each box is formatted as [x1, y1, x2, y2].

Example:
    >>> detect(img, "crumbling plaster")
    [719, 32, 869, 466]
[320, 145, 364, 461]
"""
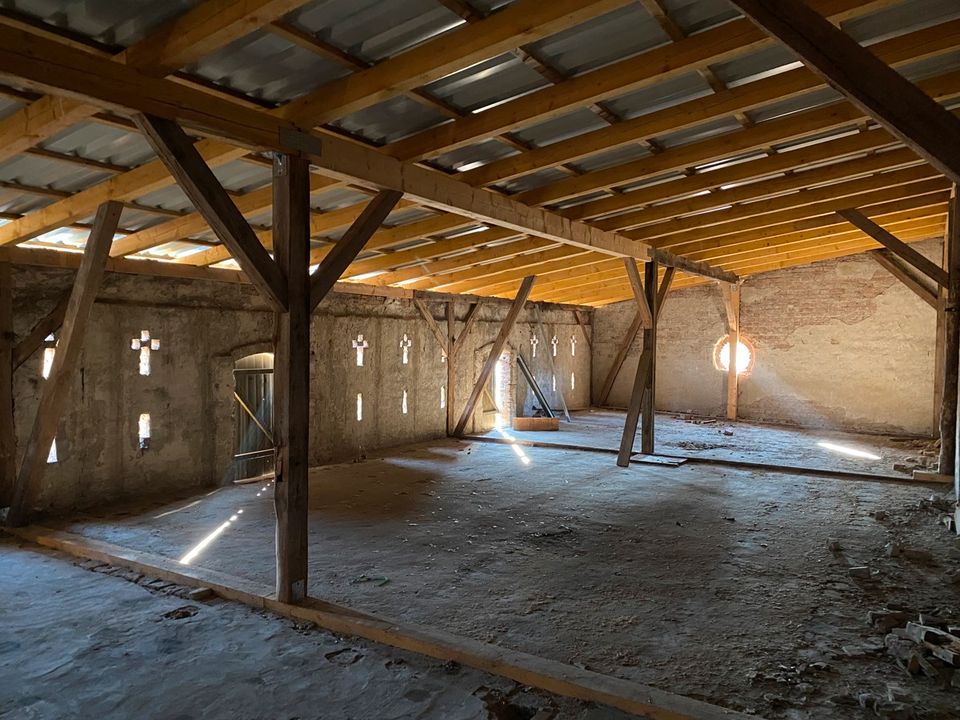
[8, 265, 589, 514]
[592, 240, 941, 436]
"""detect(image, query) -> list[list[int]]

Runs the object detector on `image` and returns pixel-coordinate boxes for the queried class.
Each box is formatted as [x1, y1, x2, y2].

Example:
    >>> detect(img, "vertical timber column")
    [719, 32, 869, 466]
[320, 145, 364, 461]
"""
[640, 260, 659, 455]
[941, 185, 960, 478]
[273, 152, 311, 604]
[0, 263, 13, 507]
[446, 302, 456, 436]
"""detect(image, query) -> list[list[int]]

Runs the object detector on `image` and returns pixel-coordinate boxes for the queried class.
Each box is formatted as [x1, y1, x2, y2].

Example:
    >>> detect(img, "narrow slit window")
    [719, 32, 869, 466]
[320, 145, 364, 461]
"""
[440, 385, 446, 409]
[41, 334, 56, 379]
[571, 372, 576, 390]
[138, 413, 151, 450]
[550, 335, 559, 357]
[131, 330, 160, 376]
[401, 389, 408, 415]
[530, 336, 538, 358]
[352, 334, 368, 367]
[552, 374, 557, 392]
[356, 393, 363, 421]
[46, 438, 57, 464]
[570, 335, 577, 357]
[400, 334, 412, 365]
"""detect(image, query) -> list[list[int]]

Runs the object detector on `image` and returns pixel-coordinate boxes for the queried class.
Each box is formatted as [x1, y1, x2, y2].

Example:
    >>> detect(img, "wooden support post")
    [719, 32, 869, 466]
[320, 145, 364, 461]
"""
[639, 259, 658, 455]
[453, 276, 535, 437]
[6, 202, 122, 526]
[446, 302, 456, 436]
[0, 262, 13, 507]
[940, 186, 960, 477]
[598, 310, 645, 407]
[574, 310, 592, 351]
[272, 152, 311, 604]
[721, 284, 741, 421]
[533, 304, 570, 422]
[309, 190, 402, 311]
[12, 290, 70, 370]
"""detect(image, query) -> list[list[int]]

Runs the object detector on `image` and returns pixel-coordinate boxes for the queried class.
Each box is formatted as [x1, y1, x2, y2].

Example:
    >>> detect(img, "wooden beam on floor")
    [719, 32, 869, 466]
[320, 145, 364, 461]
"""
[869, 251, 937, 309]
[616, 259, 659, 466]
[310, 190, 403, 311]
[272, 152, 311, 604]
[727, 0, 960, 185]
[940, 186, 960, 478]
[11, 290, 70, 370]
[720, 284, 741, 421]
[5, 201, 122, 527]
[837, 208, 948, 287]
[453, 277, 535, 437]
[0, 262, 13, 507]
[133, 114, 288, 312]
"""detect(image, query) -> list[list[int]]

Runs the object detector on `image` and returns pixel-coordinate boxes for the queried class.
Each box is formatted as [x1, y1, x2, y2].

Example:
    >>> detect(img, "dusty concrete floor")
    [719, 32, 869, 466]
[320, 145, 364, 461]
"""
[0, 538, 632, 720]
[485, 410, 928, 477]
[35, 414, 960, 719]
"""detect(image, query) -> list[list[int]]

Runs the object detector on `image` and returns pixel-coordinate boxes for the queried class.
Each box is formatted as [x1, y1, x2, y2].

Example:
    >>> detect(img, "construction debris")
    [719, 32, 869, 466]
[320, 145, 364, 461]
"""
[868, 609, 960, 689]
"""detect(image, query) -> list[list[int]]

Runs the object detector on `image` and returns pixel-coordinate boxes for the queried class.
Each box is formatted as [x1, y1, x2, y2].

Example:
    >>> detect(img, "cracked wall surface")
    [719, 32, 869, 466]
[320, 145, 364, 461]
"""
[592, 239, 940, 436]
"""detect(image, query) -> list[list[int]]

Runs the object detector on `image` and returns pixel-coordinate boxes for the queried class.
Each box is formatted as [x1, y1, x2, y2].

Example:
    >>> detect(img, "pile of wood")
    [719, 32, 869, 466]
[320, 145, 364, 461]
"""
[871, 610, 960, 686]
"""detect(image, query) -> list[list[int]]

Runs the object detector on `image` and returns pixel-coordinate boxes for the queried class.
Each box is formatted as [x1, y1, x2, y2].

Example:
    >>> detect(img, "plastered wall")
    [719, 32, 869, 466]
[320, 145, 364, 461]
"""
[7, 265, 590, 515]
[592, 240, 940, 437]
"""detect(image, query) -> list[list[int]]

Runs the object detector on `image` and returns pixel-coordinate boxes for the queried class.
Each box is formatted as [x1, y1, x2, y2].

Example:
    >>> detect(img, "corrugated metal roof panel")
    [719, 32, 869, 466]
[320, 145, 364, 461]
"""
[430, 138, 518, 174]
[311, 187, 372, 212]
[654, 115, 743, 150]
[0, 187, 50, 216]
[495, 167, 570, 195]
[0, 97, 24, 122]
[710, 45, 801, 88]
[287, 0, 463, 63]
[330, 94, 447, 144]
[605, 71, 714, 121]
[527, 4, 669, 77]
[0, 154, 111, 193]
[510, 108, 609, 149]
[3, 0, 198, 49]
[188, 29, 348, 104]
[746, 86, 843, 124]
[661, 0, 742, 35]
[131, 185, 193, 213]
[41, 121, 155, 168]
[425, 53, 549, 114]
[570, 143, 652, 174]
[845, 0, 960, 44]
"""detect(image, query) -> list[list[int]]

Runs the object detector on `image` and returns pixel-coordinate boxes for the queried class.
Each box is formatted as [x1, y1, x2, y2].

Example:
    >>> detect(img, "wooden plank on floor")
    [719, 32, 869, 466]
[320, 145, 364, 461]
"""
[4, 525, 758, 720]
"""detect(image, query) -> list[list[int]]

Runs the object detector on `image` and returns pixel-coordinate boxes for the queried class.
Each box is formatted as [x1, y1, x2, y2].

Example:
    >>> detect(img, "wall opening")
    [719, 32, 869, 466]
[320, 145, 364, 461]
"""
[131, 330, 160, 376]
[138, 413, 151, 451]
[353, 334, 368, 367]
[356, 393, 363, 422]
[46, 438, 57, 464]
[41, 334, 56, 379]
[493, 351, 511, 429]
[713, 335, 755, 376]
[401, 388, 408, 415]
[233, 352, 274, 481]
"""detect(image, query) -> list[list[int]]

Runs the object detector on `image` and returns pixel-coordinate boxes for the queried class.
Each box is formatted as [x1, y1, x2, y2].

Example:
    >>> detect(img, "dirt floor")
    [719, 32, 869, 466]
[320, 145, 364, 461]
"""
[481, 410, 934, 478]
[0, 538, 633, 720]
[18, 412, 960, 719]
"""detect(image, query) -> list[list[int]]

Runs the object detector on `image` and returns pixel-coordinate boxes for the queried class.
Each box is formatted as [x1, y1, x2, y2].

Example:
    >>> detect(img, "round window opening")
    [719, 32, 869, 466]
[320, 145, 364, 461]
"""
[713, 335, 755, 376]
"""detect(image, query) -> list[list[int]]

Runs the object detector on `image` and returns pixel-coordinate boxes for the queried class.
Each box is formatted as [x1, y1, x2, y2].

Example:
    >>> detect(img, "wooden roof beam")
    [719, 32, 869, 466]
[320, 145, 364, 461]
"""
[728, 0, 960, 185]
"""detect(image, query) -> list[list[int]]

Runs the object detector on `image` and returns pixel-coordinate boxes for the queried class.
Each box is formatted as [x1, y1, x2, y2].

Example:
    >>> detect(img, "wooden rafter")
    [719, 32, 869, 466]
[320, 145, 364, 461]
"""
[727, 0, 960, 185]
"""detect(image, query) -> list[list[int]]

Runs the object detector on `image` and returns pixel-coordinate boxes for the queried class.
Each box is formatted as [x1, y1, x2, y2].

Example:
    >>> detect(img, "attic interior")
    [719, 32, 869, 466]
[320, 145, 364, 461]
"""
[2, 0, 960, 718]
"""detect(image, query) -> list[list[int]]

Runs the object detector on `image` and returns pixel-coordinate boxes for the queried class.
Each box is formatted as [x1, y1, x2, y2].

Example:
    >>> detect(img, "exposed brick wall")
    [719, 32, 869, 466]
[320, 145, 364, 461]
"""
[592, 239, 940, 436]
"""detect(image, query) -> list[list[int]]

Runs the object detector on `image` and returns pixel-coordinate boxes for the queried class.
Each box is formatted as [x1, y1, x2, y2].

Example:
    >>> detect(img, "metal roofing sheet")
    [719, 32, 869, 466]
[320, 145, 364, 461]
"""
[604, 71, 714, 120]
[4, 0, 199, 49]
[425, 53, 549, 114]
[0, 187, 50, 216]
[188, 29, 348, 104]
[41, 121, 155, 168]
[527, 4, 669, 78]
[430, 138, 518, 174]
[330, 94, 447, 144]
[510, 109, 610, 149]
[0, 154, 111, 193]
[654, 115, 744, 150]
[0, 97, 24, 123]
[845, 0, 960, 44]
[661, 0, 742, 35]
[287, 0, 463, 64]
[570, 143, 652, 174]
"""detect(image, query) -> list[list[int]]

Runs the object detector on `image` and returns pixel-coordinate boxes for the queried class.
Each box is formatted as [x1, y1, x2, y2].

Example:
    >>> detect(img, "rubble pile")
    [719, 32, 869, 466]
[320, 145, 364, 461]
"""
[869, 609, 960, 688]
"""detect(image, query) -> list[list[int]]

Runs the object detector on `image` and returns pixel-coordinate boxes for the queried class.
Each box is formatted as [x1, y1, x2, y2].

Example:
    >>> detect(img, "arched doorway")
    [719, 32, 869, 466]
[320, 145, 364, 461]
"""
[233, 352, 274, 482]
